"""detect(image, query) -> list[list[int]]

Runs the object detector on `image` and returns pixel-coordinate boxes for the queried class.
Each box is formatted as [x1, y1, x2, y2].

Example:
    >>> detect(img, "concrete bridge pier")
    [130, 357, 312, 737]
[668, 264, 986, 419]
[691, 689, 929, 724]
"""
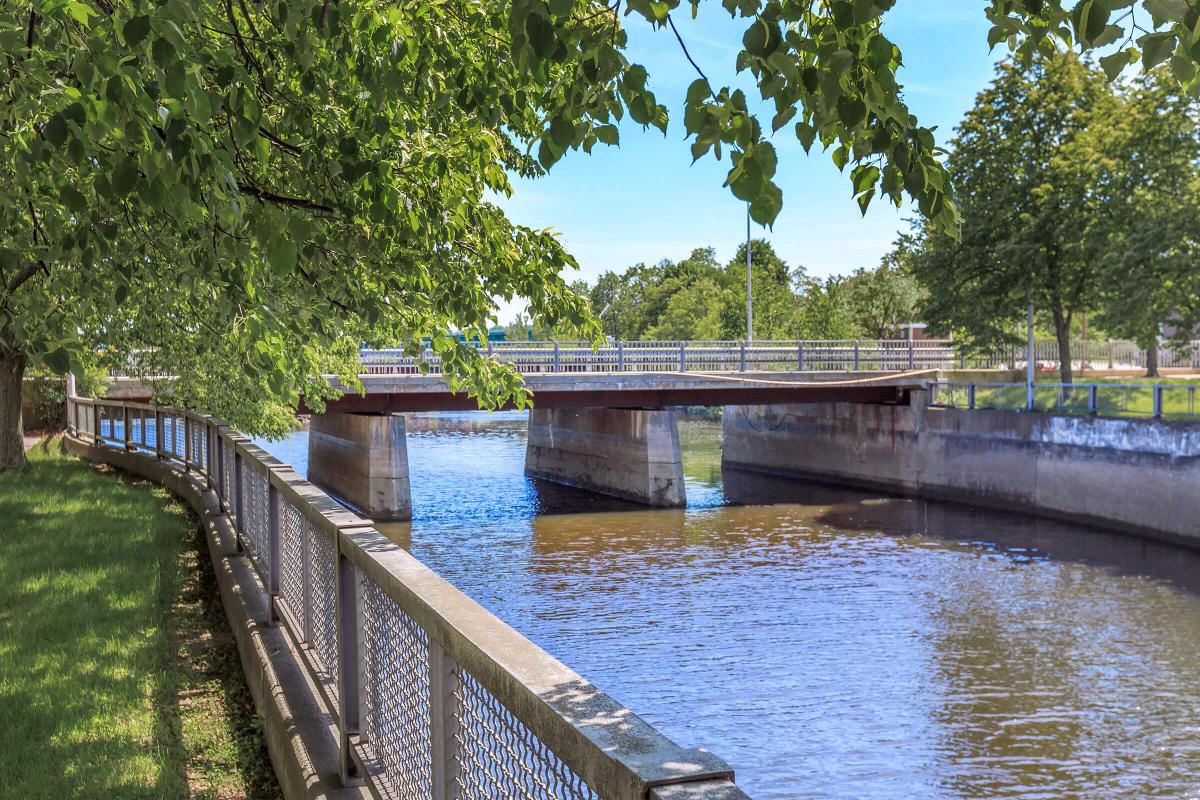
[307, 411, 412, 521]
[525, 407, 686, 507]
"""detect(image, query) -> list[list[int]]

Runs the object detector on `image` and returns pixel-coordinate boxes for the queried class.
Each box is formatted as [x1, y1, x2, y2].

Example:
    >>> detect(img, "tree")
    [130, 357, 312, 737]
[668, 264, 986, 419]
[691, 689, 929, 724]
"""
[718, 240, 800, 340]
[1089, 68, 1200, 377]
[843, 237, 923, 338]
[912, 52, 1112, 384]
[5, 1, 1199, 469]
[793, 277, 855, 340]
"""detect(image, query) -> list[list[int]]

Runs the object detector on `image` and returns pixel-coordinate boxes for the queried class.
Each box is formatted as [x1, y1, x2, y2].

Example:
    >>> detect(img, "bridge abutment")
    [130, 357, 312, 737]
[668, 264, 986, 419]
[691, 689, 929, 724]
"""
[525, 407, 686, 507]
[721, 392, 1200, 544]
[308, 411, 412, 520]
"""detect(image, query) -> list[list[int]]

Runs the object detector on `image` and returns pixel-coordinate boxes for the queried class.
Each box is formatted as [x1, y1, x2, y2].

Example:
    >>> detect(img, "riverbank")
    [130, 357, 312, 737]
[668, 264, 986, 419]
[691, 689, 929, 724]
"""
[0, 439, 279, 799]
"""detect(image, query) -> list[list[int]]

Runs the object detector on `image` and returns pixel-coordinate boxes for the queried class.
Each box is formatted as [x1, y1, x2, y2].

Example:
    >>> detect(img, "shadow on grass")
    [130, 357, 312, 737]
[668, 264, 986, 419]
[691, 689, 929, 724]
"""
[0, 442, 279, 799]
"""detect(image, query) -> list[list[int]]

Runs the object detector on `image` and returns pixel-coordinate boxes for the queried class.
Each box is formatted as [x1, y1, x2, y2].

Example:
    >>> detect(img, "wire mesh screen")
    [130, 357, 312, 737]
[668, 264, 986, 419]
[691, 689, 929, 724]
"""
[242, 461, 269, 571]
[309, 524, 339, 692]
[280, 501, 307, 631]
[452, 667, 598, 800]
[364, 578, 433, 799]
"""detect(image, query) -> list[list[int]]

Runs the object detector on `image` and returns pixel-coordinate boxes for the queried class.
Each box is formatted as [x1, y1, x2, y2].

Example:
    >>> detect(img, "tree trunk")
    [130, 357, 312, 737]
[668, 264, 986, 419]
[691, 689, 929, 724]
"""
[1053, 311, 1073, 386]
[0, 346, 27, 471]
[1146, 339, 1160, 378]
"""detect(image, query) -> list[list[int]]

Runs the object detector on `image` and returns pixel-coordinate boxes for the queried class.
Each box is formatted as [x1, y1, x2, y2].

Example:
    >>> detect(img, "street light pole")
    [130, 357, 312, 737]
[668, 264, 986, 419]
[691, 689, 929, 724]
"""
[1026, 287, 1035, 410]
[745, 207, 753, 343]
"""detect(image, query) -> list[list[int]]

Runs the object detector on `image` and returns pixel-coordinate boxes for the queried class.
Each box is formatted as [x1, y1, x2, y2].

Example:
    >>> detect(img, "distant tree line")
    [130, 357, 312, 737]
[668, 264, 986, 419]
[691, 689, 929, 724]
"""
[508, 240, 924, 343]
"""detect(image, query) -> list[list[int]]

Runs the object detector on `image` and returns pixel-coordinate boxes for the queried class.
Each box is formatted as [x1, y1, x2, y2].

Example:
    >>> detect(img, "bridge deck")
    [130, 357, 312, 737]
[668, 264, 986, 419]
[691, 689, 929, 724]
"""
[319, 370, 933, 413]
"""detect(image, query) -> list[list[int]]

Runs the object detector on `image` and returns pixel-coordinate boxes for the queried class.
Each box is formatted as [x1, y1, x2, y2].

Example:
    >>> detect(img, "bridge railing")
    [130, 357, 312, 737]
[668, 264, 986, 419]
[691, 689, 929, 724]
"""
[65, 395, 749, 800]
[359, 339, 959, 375]
[930, 381, 1200, 419]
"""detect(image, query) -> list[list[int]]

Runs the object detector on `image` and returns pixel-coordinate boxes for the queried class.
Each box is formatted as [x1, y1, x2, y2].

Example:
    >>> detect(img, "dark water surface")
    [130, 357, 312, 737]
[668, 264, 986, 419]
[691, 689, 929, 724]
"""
[259, 412, 1200, 800]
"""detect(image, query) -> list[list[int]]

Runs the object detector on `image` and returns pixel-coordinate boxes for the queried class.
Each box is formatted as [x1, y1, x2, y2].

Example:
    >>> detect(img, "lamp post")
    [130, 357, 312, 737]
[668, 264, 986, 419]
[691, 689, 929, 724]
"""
[745, 207, 753, 343]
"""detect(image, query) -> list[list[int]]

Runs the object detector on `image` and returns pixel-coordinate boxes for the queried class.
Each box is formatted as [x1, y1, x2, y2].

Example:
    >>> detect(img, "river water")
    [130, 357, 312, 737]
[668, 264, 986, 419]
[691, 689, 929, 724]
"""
[259, 412, 1200, 800]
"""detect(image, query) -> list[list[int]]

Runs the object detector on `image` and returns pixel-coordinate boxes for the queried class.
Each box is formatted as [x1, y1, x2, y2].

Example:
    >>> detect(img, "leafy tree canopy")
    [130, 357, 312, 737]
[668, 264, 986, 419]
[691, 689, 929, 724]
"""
[5, 0, 1200, 468]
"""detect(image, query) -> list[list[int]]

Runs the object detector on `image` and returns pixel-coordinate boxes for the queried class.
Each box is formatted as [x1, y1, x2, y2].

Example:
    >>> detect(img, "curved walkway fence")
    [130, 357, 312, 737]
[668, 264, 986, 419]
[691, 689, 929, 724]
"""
[66, 396, 747, 800]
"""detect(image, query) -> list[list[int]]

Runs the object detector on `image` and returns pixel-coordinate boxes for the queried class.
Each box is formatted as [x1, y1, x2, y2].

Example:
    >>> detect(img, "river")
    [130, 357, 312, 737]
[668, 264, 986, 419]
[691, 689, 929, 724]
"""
[258, 411, 1200, 799]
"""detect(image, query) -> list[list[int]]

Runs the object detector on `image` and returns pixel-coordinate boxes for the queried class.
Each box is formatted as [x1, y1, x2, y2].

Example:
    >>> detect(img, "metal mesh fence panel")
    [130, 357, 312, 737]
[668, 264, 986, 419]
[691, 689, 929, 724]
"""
[364, 578, 433, 800]
[280, 501, 306, 629]
[452, 668, 598, 800]
[309, 523, 339, 693]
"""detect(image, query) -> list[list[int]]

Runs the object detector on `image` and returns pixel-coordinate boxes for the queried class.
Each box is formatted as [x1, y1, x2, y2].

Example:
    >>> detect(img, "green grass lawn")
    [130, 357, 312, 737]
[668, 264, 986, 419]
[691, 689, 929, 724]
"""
[0, 439, 279, 799]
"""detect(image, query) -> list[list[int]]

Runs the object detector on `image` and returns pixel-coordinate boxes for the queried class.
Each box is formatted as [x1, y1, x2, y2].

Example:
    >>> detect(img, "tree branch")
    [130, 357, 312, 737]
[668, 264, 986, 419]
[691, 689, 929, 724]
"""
[6, 260, 46, 295]
[26, 8, 38, 49]
[236, 183, 334, 213]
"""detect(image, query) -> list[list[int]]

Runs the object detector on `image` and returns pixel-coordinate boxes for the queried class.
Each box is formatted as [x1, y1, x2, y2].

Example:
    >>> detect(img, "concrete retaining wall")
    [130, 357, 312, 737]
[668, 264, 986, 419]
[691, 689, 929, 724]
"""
[525, 407, 686, 507]
[308, 412, 410, 520]
[723, 397, 1200, 544]
[64, 437, 365, 800]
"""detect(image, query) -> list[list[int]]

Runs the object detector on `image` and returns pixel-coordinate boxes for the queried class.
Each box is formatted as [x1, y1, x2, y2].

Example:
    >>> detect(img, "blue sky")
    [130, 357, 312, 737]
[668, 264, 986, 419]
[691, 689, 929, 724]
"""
[496, 1, 1002, 323]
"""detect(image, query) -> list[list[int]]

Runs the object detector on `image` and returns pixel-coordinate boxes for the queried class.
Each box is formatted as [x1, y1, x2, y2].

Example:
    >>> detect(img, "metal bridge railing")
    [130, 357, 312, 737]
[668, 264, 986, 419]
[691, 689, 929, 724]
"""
[65, 395, 748, 800]
[359, 339, 959, 375]
[930, 381, 1200, 420]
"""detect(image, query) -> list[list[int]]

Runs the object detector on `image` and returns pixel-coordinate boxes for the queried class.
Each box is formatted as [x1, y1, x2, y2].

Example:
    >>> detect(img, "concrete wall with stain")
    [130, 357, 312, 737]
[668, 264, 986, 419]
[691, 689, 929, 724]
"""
[723, 395, 1200, 544]
[308, 412, 411, 520]
[526, 407, 686, 507]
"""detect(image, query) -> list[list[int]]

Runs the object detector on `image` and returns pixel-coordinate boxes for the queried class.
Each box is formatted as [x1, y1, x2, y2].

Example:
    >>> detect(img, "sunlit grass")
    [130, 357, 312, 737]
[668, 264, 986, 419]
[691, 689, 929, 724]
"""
[0, 440, 278, 799]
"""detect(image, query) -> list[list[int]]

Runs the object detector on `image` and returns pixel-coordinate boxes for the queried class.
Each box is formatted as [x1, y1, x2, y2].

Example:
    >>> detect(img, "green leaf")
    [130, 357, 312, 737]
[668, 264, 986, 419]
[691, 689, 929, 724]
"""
[123, 14, 151, 47]
[1141, 31, 1178, 70]
[44, 349, 70, 375]
[269, 240, 297, 275]
[60, 185, 87, 214]
[1143, 0, 1188, 23]
[111, 159, 139, 196]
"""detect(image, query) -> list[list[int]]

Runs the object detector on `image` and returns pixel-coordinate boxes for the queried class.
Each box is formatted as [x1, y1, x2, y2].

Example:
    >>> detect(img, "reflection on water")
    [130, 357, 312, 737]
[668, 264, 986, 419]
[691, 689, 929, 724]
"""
[258, 412, 1200, 800]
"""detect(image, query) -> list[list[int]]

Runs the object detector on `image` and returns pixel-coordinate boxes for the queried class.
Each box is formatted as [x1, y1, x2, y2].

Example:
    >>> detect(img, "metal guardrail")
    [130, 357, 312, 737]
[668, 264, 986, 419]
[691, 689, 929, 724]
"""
[359, 339, 958, 375]
[65, 396, 750, 800]
[107, 339, 1200, 379]
[930, 381, 1200, 420]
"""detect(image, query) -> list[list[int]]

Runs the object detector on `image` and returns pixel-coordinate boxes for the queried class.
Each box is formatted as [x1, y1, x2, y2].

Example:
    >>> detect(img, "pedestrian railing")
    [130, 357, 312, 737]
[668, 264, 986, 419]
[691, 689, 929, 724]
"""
[360, 339, 958, 375]
[930, 381, 1200, 420]
[65, 395, 749, 800]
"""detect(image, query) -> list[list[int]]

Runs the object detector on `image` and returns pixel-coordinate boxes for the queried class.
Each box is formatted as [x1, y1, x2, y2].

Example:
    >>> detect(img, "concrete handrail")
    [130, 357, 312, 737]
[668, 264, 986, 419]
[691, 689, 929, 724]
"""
[65, 395, 751, 800]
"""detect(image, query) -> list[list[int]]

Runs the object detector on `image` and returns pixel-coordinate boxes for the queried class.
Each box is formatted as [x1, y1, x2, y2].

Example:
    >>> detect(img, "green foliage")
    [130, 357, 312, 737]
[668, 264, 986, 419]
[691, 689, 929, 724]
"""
[6, 0, 1200, 446]
[1087, 68, 1200, 351]
[841, 236, 924, 338]
[911, 52, 1112, 383]
[23, 362, 108, 430]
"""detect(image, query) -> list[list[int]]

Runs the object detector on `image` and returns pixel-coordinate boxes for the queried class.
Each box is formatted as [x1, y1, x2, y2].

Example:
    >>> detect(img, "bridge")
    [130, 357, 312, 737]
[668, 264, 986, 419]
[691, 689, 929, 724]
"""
[299, 341, 945, 520]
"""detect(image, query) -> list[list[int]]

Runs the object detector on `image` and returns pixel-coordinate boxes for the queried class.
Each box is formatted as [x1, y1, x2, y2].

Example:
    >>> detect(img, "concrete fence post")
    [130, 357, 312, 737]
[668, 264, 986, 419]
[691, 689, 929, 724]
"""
[429, 637, 463, 800]
[267, 480, 281, 626]
[617, 340, 625, 372]
[553, 341, 561, 372]
[678, 341, 686, 372]
[739, 341, 746, 372]
[335, 544, 363, 786]
[853, 340, 860, 371]
[156, 409, 166, 459]
[908, 340, 915, 370]
[797, 342, 805, 371]
[122, 403, 133, 450]
[183, 415, 192, 473]
[233, 450, 245, 553]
